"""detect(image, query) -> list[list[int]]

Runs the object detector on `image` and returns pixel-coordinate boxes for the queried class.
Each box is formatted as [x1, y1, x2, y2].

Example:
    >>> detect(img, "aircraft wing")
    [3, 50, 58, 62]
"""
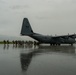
[52, 34, 76, 39]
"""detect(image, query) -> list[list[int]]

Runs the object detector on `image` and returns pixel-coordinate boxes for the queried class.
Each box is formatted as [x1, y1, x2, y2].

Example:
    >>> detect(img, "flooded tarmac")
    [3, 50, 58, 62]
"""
[0, 44, 76, 75]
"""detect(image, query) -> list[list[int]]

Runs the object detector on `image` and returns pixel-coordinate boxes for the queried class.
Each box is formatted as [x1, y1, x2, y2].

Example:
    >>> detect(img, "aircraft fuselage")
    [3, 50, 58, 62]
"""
[29, 33, 75, 45]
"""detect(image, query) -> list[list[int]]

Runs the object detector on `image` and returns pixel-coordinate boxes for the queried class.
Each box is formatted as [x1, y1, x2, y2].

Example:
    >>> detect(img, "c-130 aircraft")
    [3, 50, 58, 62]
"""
[21, 18, 76, 46]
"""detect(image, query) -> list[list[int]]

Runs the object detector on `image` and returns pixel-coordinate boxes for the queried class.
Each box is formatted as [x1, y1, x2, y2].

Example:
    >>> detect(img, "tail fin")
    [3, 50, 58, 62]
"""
[21, 18, 33, 36]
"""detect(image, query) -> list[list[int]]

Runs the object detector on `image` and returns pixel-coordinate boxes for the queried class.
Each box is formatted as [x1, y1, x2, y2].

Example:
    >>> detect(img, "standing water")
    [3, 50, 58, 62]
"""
[0, 44, 76, 75]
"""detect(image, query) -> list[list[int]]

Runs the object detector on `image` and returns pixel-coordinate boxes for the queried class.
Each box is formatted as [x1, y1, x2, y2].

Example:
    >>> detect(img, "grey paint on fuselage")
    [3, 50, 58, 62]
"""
[21, 18, 76, 45]
[29, 33, 75, 44]
[30, 33, 52, 43]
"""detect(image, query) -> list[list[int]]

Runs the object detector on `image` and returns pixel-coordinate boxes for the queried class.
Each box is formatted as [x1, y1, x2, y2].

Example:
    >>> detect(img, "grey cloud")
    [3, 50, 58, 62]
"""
[71, 0, 76, 3]
[0, 0, 76, 36]
[10, 5, 30, 10]
[35, 16, 51, 20]
[0, 20, 9, 25]
[0, 0, 7, 4]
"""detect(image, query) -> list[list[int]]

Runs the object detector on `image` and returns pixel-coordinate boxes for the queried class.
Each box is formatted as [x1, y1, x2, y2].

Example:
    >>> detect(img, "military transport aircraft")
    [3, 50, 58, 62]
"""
[20, 18, 76, 46]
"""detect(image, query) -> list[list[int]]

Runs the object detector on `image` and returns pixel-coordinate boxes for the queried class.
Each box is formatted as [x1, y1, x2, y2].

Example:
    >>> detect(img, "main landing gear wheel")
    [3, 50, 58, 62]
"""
[50, 44, 60, 46]
[71, 43, 73, 46]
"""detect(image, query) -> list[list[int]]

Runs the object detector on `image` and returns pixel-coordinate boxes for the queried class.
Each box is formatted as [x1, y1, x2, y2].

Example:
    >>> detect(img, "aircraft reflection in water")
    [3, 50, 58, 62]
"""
[20, 53, 32, 71]
[20, 45, 76, 71]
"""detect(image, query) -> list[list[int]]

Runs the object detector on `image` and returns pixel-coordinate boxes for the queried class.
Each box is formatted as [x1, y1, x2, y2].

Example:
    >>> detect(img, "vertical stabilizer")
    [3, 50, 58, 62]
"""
[21, 18, 33, 35]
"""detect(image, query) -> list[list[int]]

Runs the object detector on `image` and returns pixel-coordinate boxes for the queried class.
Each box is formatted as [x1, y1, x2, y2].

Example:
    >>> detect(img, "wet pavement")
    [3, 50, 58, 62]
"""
[0, 44, 76, 75]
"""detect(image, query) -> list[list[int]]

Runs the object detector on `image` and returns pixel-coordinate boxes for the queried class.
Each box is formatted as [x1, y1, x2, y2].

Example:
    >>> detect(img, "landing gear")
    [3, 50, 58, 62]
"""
[71, 43, 73, 46]
[50, 44, 54, 46]
[58, 44, 60, 46]
[50, 43, 60, 46]
[50, 44, 52, 46]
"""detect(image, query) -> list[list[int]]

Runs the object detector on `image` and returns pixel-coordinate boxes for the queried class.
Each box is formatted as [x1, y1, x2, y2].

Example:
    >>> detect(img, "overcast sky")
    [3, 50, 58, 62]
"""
[0, 0, 76, 38]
